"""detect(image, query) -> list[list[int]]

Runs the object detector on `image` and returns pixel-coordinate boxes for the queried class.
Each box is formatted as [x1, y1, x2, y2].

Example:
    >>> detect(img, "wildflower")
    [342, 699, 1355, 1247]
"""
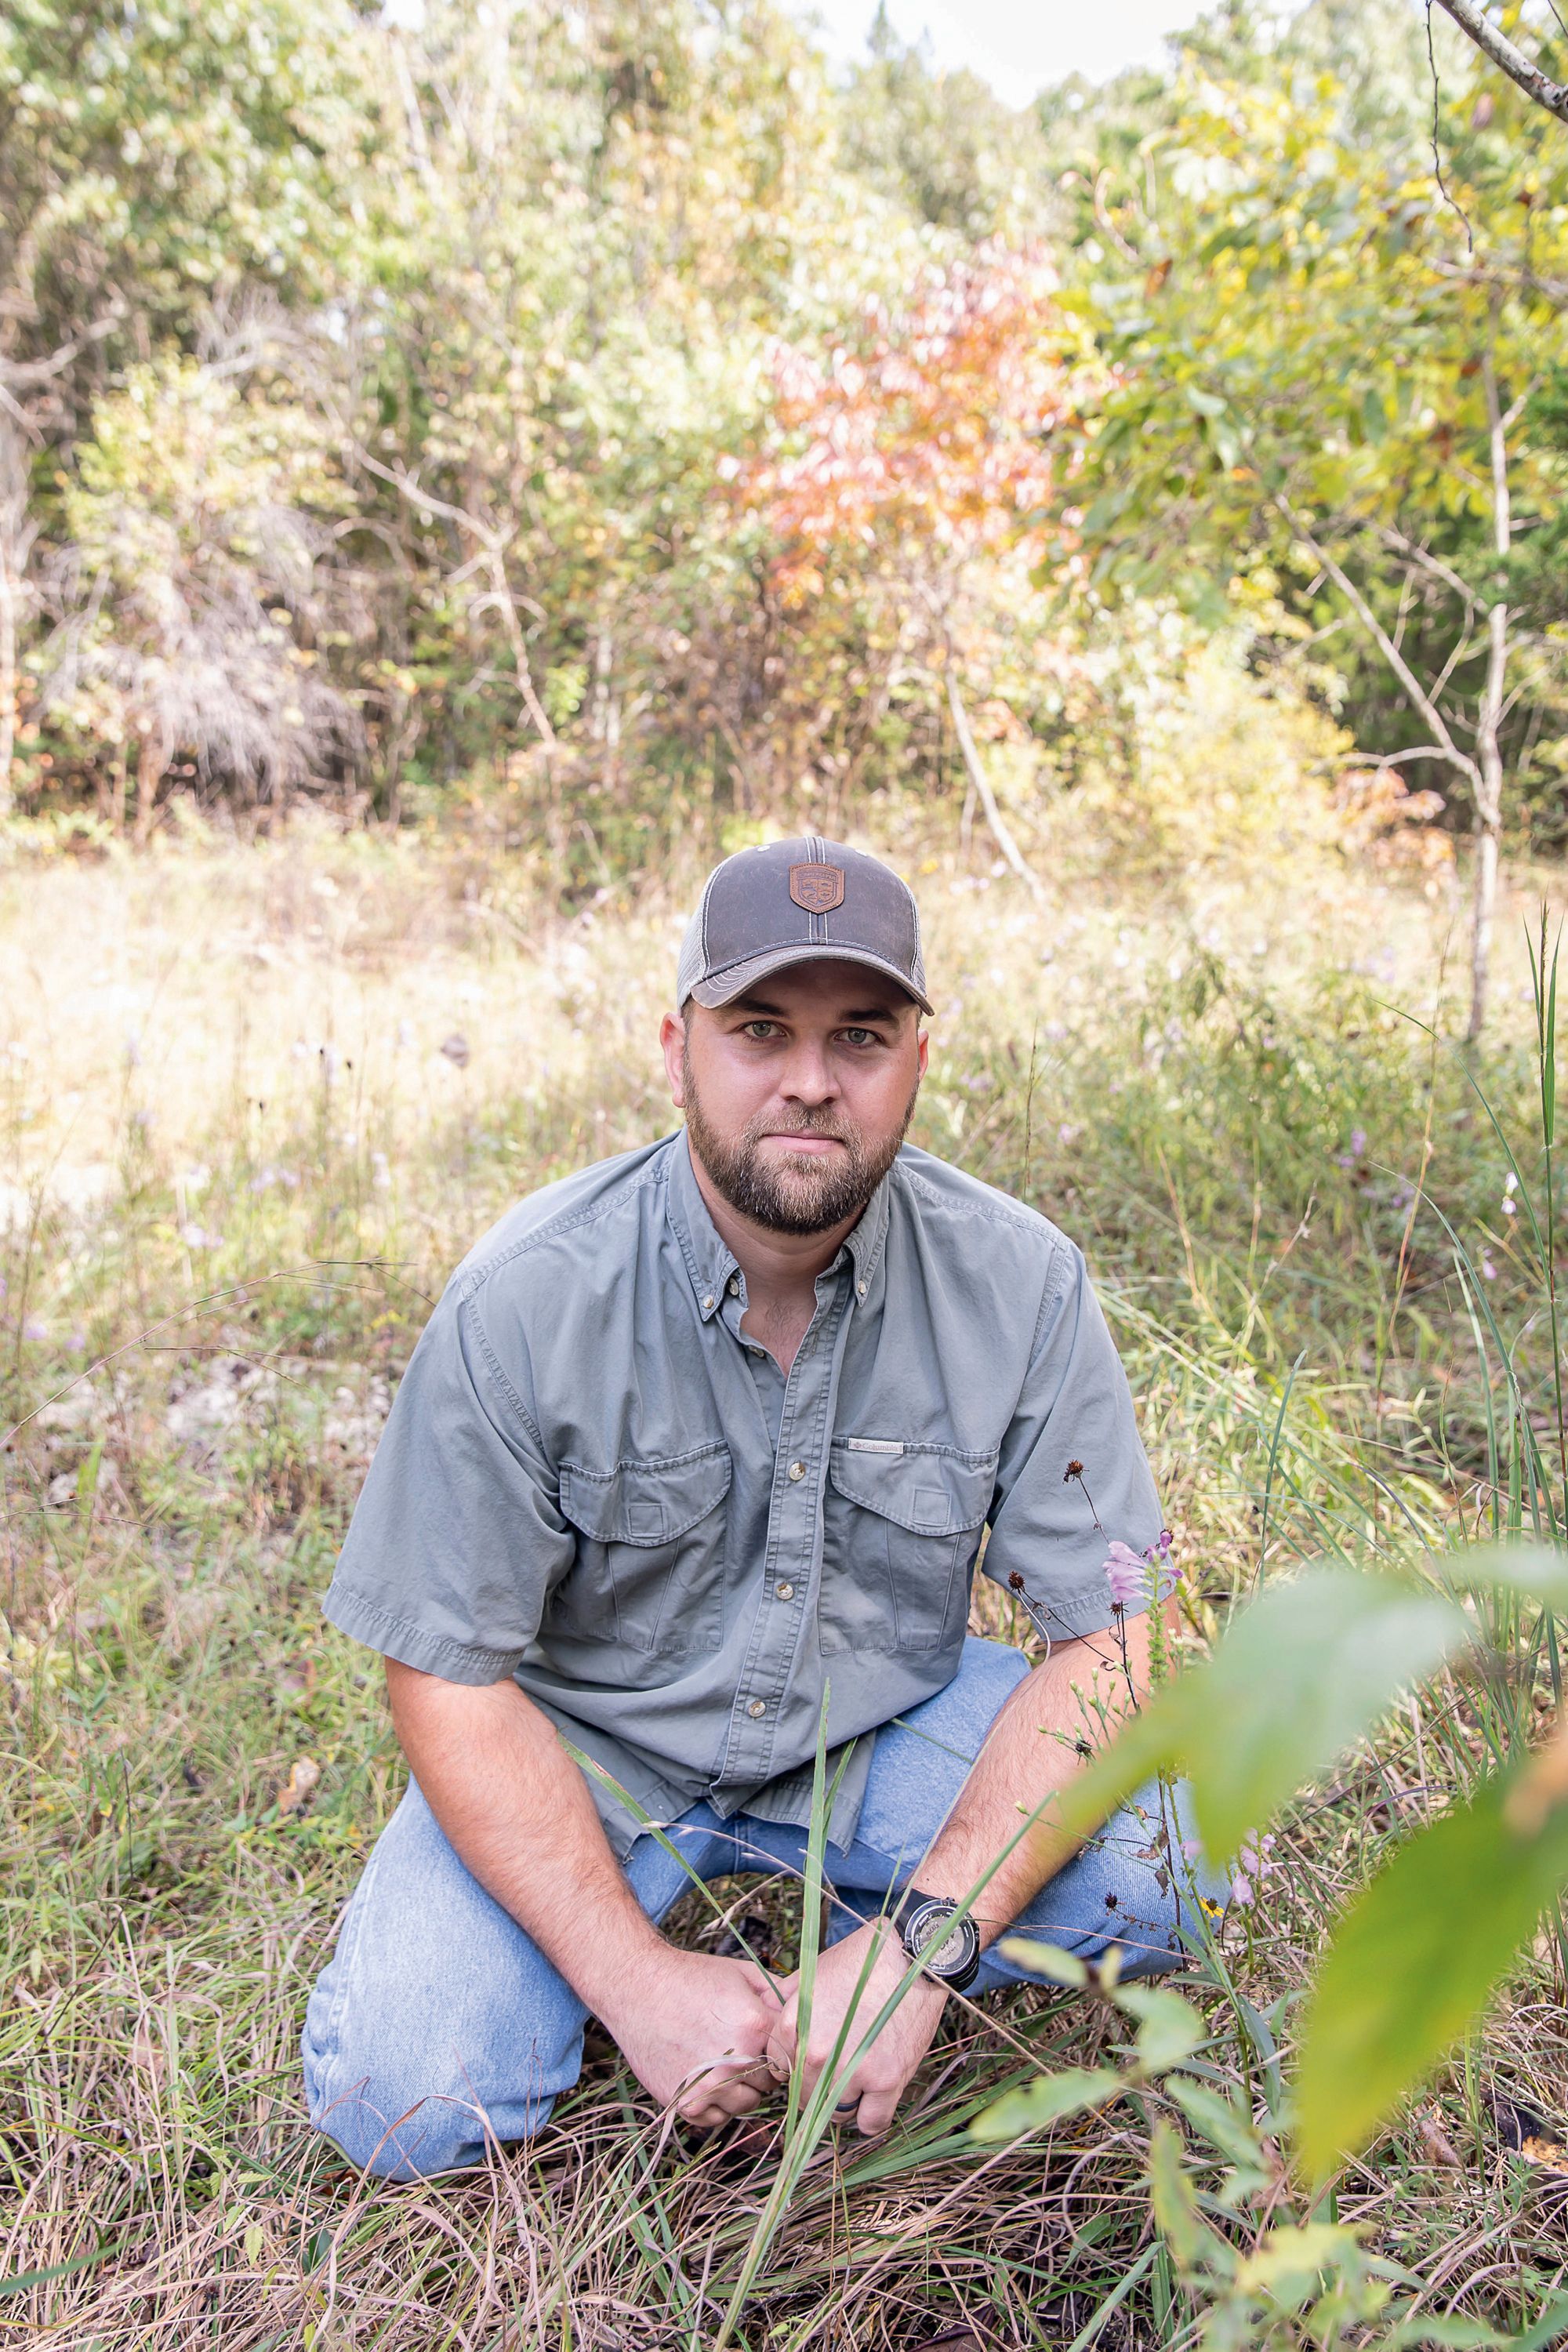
[1483, 1250, 1498, 1281]
[1502, 1171, 1518, 1218]
[1351, 1127, 1367, 1156]
[1103, 1540, 1147, 1609]
[1064, 1459, 1084, 1481]
[68, 1329, 88, 1355]
[1229, 1830, 1276, 1907]
[441, 1033, 471, 1068]
[23, 1315, 46, 1341]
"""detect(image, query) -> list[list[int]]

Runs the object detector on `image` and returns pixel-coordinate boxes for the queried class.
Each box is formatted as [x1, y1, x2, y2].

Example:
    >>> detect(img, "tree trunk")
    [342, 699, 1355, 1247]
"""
[944, 673, 1044, 900]
[0, 407, 34, 823]
[1468, 318, 1512, 1045]
[1467, 597, 1507, 1044]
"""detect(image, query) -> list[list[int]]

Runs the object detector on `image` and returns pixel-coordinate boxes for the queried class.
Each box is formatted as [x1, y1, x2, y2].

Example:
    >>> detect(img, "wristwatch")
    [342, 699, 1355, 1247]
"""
[898, 1893, 982, 1993]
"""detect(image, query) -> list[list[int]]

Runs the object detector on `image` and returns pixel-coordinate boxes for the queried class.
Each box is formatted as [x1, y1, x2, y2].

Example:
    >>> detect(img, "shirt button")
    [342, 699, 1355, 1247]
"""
[727, 1276, 739, 1296]
[857, 1280, 868, 1298]
[787, 1460, 806, 1482]
[775, 1581, 795, 1600]
[746, 1698, 767, 1718]
[702, 1294, 714, 1312]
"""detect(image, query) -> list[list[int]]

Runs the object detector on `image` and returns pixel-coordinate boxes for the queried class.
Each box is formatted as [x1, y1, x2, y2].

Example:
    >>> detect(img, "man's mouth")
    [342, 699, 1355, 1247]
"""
[763, 1132, 848, 1158]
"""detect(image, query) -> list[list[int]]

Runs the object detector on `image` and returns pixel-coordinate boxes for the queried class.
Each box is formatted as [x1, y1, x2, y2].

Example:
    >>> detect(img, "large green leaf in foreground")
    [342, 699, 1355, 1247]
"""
[1296, 1773, 1568, 2179]
[1059, 1570, 1471, 1861]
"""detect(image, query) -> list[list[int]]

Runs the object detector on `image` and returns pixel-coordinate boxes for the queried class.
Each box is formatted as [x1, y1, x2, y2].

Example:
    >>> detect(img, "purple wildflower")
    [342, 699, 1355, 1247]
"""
[1103, 1541, 1146, 1609]
[22, 1314, 46, 1341]
[1229, 1831, 1276, 1909]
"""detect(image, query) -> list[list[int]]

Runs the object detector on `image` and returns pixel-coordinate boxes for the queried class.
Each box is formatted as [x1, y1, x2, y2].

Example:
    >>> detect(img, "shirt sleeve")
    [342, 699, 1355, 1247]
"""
[980, 1240, 1163, 1641]
[322, 1281, 571, 1684]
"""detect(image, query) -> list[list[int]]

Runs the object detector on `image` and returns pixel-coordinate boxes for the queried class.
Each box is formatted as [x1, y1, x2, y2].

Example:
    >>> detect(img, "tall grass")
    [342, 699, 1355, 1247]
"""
[2, 826, 1566, 2347]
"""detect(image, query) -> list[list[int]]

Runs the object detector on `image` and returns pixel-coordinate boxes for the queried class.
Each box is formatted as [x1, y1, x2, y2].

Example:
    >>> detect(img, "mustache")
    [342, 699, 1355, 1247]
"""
[751, 1108, 855, 1142]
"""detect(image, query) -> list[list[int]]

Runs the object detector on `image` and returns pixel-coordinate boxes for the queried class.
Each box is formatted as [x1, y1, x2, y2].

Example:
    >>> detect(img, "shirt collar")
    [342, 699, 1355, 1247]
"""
[666, 1131, 892, 1323]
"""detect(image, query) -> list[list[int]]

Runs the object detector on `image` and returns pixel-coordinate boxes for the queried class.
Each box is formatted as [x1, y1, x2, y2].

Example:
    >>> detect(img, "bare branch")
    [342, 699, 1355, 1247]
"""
[1432, 0, 1568, 123]
[1273, 492, 1480, 786]
[945, 673, 1044, 901]
[1377, 525, 1477, 617]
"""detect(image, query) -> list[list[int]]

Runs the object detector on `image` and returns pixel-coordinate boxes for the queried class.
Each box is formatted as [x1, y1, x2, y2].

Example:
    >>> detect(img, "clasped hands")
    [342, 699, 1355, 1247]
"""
[604, 1919, 949, 2136]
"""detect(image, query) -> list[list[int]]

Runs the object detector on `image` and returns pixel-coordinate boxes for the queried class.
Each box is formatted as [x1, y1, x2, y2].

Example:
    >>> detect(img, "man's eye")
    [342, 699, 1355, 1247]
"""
[841, 1028, 879, 1047]
[742, 1021, 779, 1040]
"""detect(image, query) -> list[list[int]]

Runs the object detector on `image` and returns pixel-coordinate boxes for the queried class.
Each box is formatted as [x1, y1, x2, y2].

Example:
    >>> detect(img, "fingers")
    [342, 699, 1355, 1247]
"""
[851, 2079, 902, 2137]
[739, 1961, 786, 2010]
[764, 1991, 800, 2084]
[676, 2078, 763, 2125]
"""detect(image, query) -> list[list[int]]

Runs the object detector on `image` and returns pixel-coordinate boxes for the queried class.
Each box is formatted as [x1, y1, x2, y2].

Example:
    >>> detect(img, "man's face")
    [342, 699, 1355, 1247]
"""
[661, 960, 928, 1236]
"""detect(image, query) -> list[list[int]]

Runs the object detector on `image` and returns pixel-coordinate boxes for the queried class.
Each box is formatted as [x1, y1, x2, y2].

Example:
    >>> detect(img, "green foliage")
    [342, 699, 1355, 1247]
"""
[1058, 1570, 1472, 1859]
[1299, 1768, 1568, 2178]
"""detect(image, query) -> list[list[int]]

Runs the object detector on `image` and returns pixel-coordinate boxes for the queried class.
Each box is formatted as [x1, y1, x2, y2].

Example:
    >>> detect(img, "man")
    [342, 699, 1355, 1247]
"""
[304, 837, 1196, 2182]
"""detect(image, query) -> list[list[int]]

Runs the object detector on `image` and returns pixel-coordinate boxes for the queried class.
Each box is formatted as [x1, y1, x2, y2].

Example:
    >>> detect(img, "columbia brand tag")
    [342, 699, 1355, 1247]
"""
[845, 1437, 905, 1455]
[789, 862, 845, 913]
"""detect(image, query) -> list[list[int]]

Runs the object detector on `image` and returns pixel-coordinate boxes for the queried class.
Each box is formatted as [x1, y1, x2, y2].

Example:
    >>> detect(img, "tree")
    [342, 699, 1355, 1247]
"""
[1058, 42, 1568, 1036]
[0, 0, 368, 814]
[43, 352, 361, 837]
[741, 246, 1080, 883]
[1434, 0, 1568, 125]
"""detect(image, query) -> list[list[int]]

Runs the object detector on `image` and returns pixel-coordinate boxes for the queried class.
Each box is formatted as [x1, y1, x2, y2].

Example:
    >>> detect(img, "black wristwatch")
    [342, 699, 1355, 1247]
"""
[898, 1893, 982, 1993]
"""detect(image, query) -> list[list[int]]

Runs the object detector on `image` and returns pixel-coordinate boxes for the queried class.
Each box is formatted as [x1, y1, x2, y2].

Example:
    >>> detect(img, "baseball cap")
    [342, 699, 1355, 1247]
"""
[676, 835, 932, 1015]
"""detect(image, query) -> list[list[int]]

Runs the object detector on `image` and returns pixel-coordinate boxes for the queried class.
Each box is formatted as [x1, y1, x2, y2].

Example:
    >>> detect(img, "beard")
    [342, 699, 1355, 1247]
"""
[682, 1049, 919, 1236]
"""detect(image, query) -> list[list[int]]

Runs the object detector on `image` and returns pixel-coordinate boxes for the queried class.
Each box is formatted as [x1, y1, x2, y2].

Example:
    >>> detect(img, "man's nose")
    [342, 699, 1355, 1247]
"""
[779, 1036, 837, 1104]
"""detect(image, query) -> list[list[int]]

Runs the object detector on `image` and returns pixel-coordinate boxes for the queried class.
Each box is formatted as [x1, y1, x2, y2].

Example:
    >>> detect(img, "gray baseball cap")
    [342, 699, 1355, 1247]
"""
[676, 835, 932, 1015]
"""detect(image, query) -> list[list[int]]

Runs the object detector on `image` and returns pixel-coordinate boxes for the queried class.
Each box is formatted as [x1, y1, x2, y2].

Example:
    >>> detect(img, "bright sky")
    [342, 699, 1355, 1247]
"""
[792, 0, 1211, 107]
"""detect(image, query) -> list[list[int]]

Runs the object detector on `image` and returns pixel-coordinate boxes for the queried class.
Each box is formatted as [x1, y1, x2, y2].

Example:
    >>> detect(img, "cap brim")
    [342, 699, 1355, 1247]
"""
[688, 944, 933, 1018]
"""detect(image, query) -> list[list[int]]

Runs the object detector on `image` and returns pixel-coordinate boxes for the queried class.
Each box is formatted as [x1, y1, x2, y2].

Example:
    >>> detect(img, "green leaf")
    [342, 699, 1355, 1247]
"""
[1189, 1573, 1471, 1860]
[1235, 2223, 1365, 2301]
[968, 2067, 1127, 2143]
[997, 1936, 1088, 1987]
[1454, 1544, 1568, 1612]
[1297, 1774, 1568, 2179]
[1060, 1570, 1470, 1864]
[1186, 385, 1228, 418]
[1163, 2075, 1267, 2168]
[1114, 1982, 1207, 2074]
[1149, 2118, 1227, 2274]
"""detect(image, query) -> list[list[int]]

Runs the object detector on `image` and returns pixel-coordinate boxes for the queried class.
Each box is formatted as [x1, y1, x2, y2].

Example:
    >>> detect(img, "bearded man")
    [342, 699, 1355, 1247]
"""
[303, 837, 1200, 2180]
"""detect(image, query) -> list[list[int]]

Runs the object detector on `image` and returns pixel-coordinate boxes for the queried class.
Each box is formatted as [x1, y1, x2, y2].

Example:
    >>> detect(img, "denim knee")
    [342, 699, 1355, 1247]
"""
[306, 2064, 539, 2181]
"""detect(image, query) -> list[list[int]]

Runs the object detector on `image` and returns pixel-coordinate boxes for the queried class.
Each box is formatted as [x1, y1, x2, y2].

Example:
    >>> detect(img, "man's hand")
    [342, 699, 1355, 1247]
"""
[598, 1947, 785, 2129]
[766, 1922, 946, 2136]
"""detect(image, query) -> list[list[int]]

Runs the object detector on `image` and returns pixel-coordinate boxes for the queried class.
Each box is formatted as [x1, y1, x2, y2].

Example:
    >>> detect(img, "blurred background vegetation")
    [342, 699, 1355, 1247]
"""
[1, 0, 1563, 938]
[9, 2, 1568, 2343]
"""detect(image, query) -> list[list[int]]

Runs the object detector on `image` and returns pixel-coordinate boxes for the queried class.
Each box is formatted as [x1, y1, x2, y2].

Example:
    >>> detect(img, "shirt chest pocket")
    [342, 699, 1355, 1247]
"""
[819, 1444, 996, 1656]
[551, 1443, 731, 1657]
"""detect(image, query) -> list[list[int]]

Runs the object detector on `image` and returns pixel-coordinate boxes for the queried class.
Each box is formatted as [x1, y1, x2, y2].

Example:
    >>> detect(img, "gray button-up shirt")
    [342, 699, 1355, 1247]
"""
[324, 1133, 1161, 1857]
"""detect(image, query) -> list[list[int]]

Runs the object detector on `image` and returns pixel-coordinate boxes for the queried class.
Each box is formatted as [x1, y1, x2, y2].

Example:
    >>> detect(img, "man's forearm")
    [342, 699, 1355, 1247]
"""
[385, 1660, 662, 2015]
[909, 1613, 1155, 1944]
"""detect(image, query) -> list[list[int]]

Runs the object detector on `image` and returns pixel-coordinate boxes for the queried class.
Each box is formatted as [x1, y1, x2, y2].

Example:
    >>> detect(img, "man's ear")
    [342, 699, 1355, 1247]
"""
[660, 1010, 688, 1109]
[916, 1025, 930, 1080]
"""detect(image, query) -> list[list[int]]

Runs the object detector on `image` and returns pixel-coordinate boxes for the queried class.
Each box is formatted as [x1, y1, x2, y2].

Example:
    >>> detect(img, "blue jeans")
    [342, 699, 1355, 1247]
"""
[303, 1638, 1209, 2180]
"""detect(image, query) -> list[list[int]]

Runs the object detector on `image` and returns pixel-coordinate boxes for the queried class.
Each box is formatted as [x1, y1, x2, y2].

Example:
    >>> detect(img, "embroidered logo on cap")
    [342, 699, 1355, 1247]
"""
[789, 863, 845, 913]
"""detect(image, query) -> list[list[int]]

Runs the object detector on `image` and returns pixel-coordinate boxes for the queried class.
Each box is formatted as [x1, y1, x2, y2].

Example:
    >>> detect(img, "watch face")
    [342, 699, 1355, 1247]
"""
[904, 1899, 978, 1980]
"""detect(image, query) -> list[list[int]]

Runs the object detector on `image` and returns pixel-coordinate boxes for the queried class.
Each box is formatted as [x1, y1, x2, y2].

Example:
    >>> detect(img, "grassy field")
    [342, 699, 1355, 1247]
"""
[4, 821, 1567, 2349]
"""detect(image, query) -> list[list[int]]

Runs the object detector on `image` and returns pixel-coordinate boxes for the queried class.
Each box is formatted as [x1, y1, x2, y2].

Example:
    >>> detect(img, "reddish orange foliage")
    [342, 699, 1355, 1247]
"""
[739, 247, 1073, 604]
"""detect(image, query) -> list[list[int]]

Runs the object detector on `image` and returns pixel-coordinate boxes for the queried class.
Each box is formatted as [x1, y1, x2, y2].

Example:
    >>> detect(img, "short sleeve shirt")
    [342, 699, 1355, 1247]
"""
[324, 1133, 1163, 1858]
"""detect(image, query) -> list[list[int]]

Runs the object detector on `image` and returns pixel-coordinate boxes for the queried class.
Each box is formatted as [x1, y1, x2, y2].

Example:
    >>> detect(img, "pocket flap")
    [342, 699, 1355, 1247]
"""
[560, 1445, 731, 1546]
[828, 1443, 996, 1535]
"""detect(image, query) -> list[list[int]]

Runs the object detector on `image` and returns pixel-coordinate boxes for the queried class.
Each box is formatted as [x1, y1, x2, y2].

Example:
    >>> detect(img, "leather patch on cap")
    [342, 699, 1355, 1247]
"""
[789, 862, 845, 913]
